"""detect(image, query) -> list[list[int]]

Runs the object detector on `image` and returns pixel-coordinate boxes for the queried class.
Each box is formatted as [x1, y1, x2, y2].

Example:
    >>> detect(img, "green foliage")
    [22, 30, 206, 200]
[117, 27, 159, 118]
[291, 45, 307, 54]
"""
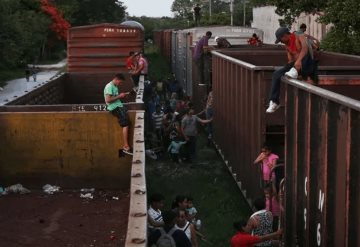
[56, 0, 126, 26]
[0, 0, 50, 69]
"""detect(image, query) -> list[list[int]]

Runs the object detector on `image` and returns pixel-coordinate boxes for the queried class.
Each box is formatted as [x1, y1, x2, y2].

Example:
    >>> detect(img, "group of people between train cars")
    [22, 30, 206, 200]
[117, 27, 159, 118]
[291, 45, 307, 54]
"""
[147, 194, 203, 247]
[227, 144, 284, 247]
[143, 76, 213, 164]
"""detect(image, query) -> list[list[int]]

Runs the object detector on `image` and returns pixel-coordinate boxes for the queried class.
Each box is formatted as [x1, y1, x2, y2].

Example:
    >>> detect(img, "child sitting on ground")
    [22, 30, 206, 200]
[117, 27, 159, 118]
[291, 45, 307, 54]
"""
[186, 196, 198, 223]
[168, 137, 187, 163]
[147, 193, 165, 233]
[253, 144, 279, 185]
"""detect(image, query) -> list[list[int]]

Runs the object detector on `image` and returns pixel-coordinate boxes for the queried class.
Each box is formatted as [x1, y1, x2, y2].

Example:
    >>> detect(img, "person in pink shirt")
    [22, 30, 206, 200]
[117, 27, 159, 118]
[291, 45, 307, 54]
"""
[253, 145, 279, 185]
[264, 185, 280, 232]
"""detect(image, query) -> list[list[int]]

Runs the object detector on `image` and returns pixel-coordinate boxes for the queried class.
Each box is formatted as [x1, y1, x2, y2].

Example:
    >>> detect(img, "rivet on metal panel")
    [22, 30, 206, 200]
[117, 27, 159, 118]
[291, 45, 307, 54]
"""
[132, 212, 146, 217]
[134, 189, 146, 195]
[132, 238, 146, 244]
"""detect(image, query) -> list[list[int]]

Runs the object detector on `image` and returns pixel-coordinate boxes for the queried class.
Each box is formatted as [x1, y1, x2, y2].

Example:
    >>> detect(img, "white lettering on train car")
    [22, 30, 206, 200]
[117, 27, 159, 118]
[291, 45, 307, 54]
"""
[317, 223, 321, 246]
[304, 177, 308, 196]
[304, 208, 307, 230]
[318, 189, 325, 212]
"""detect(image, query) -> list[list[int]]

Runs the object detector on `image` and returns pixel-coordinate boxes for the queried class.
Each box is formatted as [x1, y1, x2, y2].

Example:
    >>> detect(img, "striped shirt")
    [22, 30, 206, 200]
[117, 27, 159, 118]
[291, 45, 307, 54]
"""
[152, 111, 164, 129]
[148, 207, 163, 229]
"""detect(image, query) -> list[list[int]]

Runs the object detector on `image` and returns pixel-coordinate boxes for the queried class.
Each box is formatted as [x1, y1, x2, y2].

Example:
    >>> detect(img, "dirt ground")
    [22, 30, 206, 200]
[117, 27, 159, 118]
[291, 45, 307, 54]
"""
[0, 190, 129, 247]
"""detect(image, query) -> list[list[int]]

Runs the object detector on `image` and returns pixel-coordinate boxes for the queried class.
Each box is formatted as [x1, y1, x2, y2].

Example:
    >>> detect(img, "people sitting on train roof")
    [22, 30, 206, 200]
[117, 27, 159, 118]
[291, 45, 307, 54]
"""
[214, 36, 232, 48]
[247, 33, 262, 46]
[266, 27, 318, 113]
[231, 219, 282, 247]
[243, 197, 274, 247]
[103, 73, 132, 155]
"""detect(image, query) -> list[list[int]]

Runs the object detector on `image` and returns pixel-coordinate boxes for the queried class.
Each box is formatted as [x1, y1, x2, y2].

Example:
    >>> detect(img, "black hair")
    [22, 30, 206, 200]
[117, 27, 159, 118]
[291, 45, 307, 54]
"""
[114, 73, 125, 80]
[162, 210, 177, 225]
[300, 23, 307, 29]
[149, 193, 164, 204]
[233, 219, 247, 232]
[206, 31, 212, 37]
[262, 143, 272, 152]
[252, 33, 257, 38]
[253, 197, 266, 211]
[129, 51, 134, 56]
[171, 195, 187, 209]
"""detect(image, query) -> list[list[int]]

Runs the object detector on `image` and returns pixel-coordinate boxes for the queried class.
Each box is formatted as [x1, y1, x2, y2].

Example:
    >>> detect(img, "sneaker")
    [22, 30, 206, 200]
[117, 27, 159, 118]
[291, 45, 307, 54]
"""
[123, 147, 133, 156]
[266, 101, 280, 113]
[285, 67, 298, 79]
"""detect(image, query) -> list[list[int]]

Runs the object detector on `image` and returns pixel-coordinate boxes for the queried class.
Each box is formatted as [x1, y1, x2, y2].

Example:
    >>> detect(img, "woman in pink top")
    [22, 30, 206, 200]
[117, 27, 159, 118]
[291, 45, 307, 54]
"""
[254, 145, 279, 184]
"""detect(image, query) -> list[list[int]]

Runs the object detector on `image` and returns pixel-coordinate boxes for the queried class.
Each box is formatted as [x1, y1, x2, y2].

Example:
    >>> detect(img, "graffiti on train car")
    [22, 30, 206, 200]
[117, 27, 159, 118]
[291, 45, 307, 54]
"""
[103, 28, 138, 33]
[71, 104, 108, 112]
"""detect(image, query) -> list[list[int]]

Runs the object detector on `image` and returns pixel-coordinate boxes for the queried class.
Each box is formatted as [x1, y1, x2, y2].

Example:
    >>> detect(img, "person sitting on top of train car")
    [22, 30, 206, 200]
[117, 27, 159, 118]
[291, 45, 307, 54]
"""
[104, 73, 132, 155]
[244, 197, 273, 247]
[247, 33, 262, 46]
[266, 27, 318, 113]
[231, 219, 282, 247]
[296, 23, 320, 50]
[214, 36, 232, 48]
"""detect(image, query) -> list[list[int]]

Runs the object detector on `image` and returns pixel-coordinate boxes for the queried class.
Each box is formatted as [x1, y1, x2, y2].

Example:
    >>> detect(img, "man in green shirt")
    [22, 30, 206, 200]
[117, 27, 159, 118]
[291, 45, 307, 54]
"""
[104, 73, 132, 155]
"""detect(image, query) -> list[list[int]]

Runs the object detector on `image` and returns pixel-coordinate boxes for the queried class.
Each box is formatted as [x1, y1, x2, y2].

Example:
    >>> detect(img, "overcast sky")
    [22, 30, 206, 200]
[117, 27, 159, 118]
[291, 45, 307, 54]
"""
[122, 0, 174, 17]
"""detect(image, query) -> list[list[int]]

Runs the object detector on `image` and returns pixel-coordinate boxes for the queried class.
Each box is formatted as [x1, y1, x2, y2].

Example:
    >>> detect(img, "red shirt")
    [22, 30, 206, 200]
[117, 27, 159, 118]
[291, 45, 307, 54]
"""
[286, 33, 298, 54]
[126, 57, 134, 70]
[231, 232, 261, 247]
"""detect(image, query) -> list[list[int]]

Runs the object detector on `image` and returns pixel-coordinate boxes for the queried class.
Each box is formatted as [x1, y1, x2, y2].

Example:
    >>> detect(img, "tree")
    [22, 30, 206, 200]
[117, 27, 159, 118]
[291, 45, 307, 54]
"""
[250, 0, 360, 54]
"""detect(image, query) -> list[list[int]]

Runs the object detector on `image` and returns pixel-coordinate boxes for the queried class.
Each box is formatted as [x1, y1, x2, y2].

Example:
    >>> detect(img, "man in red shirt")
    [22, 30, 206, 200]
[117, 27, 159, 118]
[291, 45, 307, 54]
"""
[230, 219, 282, 247]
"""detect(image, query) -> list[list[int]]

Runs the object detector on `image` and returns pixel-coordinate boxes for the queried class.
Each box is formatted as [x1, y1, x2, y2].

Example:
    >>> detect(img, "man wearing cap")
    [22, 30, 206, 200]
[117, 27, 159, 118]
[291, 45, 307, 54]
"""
[215, 36, 231, 48]
[266, 27, 317, 113]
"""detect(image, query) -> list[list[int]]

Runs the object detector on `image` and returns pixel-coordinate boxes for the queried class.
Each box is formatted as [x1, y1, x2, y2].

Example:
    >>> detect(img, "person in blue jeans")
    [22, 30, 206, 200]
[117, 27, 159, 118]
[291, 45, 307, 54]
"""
[266, 27, 317, 113]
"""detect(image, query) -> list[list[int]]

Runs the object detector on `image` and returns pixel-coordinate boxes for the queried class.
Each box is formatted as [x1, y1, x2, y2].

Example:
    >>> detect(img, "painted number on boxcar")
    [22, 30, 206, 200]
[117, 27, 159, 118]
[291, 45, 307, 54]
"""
[304, 176, 326, 246]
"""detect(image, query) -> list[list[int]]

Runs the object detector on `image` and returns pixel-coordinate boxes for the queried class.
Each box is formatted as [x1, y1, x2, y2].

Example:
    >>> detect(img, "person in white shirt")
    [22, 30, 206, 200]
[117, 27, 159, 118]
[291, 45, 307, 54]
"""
[175, 208, 198, 247]
[148, 193, 165, 233]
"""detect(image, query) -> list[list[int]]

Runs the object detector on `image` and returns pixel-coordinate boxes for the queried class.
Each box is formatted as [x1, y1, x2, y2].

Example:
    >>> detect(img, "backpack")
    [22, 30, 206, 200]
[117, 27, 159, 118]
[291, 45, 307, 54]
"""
[156, 227, 177, 247]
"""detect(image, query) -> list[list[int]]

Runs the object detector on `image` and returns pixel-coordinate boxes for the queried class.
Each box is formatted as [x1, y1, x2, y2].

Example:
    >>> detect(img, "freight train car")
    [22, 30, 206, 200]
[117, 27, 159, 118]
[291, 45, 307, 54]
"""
[283, 76, 360, 247]
[0, 23, 147, 247]
[211, 49, 360, 202]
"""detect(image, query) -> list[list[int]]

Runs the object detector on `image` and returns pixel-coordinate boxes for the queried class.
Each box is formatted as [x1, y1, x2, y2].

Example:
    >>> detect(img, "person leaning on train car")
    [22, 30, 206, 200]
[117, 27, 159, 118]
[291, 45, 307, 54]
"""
[214, 36, 232, 48]
[244, 197, 273, 247]
[193, 31, 213, 86]
[104, 73, 132, 155]
[231, 219, 282, 247]
[266, 27, 318, 113]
